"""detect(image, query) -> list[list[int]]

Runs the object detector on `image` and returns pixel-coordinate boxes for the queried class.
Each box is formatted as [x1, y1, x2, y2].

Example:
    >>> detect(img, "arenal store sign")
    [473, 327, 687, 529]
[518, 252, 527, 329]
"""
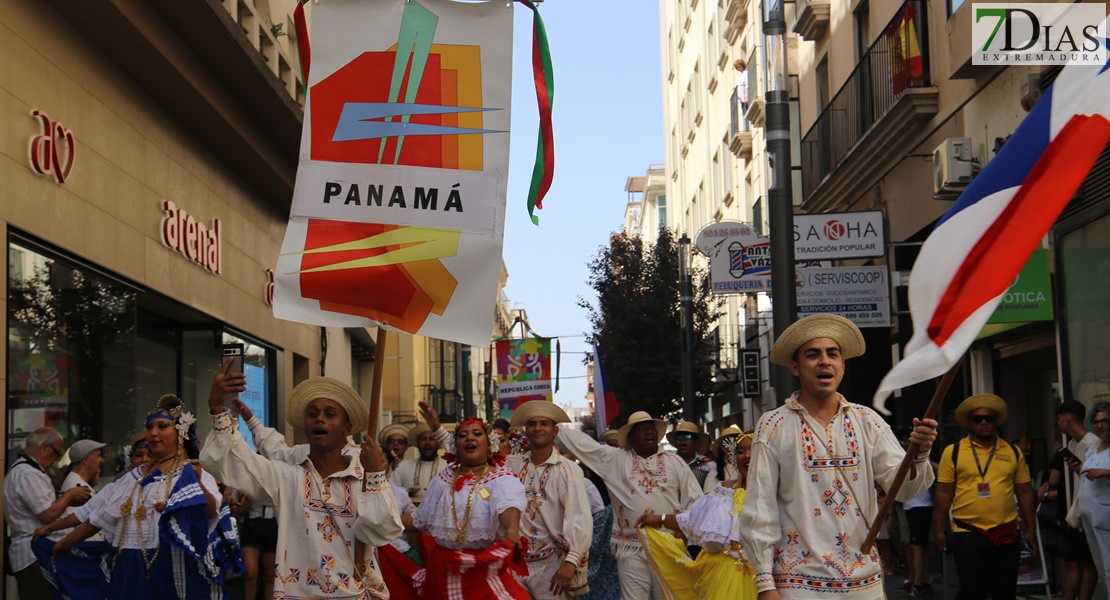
[160, 200, 223, 275]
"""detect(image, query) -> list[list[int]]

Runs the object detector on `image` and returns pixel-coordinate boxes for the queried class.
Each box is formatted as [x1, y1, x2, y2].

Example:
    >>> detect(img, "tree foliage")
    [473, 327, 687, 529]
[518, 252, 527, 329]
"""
[580, 228, 718, 426]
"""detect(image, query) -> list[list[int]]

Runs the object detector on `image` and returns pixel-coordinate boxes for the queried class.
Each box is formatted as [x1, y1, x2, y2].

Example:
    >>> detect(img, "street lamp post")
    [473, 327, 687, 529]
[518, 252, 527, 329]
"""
[763, 0, 798, 403]
[679, 234, 697, 422]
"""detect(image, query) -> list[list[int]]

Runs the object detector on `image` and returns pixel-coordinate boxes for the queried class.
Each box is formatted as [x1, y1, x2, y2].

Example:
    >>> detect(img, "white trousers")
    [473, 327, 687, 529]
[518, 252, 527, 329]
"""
[616, 552, 662, 600]
[522, 555, 567, 600]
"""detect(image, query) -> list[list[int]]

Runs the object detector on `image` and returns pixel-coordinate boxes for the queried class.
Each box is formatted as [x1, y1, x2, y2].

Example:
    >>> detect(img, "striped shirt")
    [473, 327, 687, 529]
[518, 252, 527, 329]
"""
[2, 456, 57, 571]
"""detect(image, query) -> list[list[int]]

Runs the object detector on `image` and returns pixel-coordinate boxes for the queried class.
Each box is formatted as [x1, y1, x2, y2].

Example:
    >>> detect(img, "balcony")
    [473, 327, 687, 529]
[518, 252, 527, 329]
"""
[729, 89, 753, 160]
[724, 0, 749, 44]
[800, 1, 938, 212]
[794, 0, 830, 41]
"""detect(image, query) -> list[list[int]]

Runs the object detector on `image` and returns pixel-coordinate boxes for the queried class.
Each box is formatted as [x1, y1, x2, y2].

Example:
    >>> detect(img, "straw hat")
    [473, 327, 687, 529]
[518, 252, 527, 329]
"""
[510, 400, 571, 427]
[955, 394, 1008, 428]
[377, 423, 411, 447]
[666, 421, 710, 455]
[286, 377, 369, 433]
[617, 411, 667, 450]
[710, 425, 742, 455]
[407, 423, 433, 446]
[598, 429, 620, 445]
[769, 314, 866, 366]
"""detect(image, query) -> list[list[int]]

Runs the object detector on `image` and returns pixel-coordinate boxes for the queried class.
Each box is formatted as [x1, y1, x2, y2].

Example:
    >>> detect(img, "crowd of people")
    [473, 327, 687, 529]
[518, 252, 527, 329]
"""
[3, 312, 1108, 599]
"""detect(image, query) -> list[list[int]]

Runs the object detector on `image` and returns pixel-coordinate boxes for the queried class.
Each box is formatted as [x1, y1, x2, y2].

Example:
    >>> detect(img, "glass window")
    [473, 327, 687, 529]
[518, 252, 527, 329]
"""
[223, 331, 276, 448]
[1060, 213, 1110, 411]
[8, 239, 138, 481]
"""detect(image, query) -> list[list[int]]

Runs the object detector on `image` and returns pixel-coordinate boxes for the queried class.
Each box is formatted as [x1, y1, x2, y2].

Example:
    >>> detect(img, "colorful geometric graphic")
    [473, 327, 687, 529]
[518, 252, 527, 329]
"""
[310, 1, 498, 171]
[295, 219, 459, 334]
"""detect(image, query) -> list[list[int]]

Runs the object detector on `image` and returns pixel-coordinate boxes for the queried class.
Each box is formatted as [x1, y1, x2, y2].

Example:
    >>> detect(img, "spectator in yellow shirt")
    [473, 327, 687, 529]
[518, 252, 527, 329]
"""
[933, 394, 1037, 600]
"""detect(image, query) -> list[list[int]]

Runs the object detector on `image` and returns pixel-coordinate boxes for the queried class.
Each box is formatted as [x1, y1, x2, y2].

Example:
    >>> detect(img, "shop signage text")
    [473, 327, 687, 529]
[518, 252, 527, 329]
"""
[988, 249, 1053, 323]
[796, 266, 891, 328]
[29, 110, 76, 184]
[793, 211, 886, 260]
[160, 200, 222, 275]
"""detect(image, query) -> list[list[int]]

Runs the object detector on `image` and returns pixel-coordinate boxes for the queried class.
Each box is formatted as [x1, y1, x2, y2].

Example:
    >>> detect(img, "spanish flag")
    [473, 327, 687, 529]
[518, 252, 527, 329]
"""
[889, 4, 923, 95]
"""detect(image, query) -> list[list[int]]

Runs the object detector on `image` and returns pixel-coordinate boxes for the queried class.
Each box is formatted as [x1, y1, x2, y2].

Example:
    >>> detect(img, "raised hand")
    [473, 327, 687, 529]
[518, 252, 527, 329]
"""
[232, 397, 254, 422]
[418, 401, 441, 431]
[209, 357, 246, 414]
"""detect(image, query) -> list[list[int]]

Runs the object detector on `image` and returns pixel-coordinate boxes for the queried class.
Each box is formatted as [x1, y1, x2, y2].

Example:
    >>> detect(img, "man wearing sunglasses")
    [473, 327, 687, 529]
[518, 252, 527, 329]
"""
[3, 427, 92, 599]
[933, 394, 1037, 600]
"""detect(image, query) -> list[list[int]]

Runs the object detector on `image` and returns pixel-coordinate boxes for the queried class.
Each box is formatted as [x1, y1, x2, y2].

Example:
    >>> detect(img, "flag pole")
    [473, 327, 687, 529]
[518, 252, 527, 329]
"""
[367, 327, 388, 440]
[861, 360, 961, 554]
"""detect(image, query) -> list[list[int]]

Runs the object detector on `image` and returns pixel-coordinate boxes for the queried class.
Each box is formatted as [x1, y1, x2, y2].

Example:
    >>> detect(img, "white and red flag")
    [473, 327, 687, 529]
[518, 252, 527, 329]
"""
[874, 42, 1110, 414]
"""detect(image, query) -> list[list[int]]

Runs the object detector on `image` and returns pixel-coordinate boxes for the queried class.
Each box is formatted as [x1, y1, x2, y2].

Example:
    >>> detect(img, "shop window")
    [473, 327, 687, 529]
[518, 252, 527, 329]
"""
[7, 239, 139, 478]
[1060, 213, 1110, 410]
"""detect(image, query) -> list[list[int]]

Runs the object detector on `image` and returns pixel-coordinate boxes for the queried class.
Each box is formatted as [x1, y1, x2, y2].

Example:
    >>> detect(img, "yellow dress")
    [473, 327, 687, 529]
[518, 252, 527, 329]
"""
[640, 485, 758, 600]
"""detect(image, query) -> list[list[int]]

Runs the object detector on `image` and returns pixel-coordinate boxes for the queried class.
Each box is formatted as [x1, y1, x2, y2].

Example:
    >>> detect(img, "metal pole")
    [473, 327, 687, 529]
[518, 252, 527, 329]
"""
[763, 0, 798, 404]
[679, 234, 697, 421]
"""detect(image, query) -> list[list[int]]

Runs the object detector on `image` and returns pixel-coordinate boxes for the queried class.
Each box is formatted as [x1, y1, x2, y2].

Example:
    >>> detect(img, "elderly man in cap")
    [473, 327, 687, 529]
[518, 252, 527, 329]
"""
[203, 360, 402, 599]
[668, 421, 718, 493]
[390, 422, 446, 506]
[555, 410, 702, 600]
[933, 393, 1036, 600]
[3, 428, 92, 599]
[740, 314, 938, 600]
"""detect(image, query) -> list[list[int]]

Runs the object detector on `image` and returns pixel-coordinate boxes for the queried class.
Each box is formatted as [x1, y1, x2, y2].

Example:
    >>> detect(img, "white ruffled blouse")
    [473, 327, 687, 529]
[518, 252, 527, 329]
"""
[413, 465, 526, 550]
[674, 484, 745, 556]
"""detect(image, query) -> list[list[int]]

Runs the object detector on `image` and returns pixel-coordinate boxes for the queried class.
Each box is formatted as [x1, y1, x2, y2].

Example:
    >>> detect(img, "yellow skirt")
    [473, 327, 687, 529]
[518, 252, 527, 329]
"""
[641, 528, 758, 600]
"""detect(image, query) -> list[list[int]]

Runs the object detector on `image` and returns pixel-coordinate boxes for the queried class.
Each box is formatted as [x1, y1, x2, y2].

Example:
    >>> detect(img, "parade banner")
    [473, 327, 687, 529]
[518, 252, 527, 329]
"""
[273, 0, 513, 347]
[496, 338, 553, 415]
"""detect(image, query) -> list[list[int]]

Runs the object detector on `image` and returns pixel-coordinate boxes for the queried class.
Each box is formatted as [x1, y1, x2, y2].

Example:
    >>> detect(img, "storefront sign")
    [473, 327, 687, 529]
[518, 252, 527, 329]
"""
[695, 222, 772, 293]
[796, 266, 891, 328]
[988, 249, 1053, 323]
[793, 210, 886, 260]
[264, 269, 275, 306]
[160, 200, 222, 275]
[29, 110, 76, 184]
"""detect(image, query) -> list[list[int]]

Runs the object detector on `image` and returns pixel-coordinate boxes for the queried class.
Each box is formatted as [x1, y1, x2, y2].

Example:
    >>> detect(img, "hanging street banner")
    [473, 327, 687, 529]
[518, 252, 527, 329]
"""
[496, 338, 554, 417]
[695, 222, 772, 293]
[797, 266, 891, 328]
[793, 210, 886, 261]
[273, 0, 512, 347]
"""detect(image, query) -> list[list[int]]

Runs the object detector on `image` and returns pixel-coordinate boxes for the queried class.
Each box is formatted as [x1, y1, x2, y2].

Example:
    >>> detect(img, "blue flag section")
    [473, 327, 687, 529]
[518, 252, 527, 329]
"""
[32, 538, 114, 600]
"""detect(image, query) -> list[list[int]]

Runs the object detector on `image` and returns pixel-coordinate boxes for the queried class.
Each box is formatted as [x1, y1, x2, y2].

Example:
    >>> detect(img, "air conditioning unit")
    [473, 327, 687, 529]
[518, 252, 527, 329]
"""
[933, 138, 975, 196]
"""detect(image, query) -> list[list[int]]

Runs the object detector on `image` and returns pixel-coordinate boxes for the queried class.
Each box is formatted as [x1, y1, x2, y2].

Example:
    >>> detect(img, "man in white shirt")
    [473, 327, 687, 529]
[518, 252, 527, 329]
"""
[556, 411, 702, 600]
[390, 423, 446, 506]
[3, 428, 92, 599]
[203, 361, 402, 599]
[59, 439, 107, 541]
[740, 314, 938, 599]
[1055, 399, 1100, 598]
[509, 401, 592, 599]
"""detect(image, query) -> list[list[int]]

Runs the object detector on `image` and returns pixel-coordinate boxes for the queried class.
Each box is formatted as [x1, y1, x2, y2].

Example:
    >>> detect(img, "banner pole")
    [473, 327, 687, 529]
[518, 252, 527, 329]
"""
[861, 360, 961, 553]
[367, 328, 388, 441]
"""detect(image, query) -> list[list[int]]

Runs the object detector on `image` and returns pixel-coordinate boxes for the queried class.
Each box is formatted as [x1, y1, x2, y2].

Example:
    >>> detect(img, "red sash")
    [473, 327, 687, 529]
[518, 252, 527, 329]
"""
[417, 534, 530, 599]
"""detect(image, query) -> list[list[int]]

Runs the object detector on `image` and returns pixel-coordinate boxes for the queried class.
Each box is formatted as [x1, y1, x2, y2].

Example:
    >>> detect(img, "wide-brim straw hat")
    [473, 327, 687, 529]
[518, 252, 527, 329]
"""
[666, 421, 710, 455]
[510, 400, 571, 427]
[407, 423, 432, 446]
[955, 394, 1008, 428]
[377, 423, 411, 447]
[598, 429, 620, 444]
[286, 377, 369, 433]
[769, 314, 866, 366]
[617, 411, 668, 450]
[710, 425, 742, 455]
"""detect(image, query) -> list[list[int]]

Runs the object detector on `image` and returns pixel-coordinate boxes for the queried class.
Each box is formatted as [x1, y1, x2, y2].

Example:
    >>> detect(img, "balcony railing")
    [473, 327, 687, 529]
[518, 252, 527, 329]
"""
[801, 1, 930, 199]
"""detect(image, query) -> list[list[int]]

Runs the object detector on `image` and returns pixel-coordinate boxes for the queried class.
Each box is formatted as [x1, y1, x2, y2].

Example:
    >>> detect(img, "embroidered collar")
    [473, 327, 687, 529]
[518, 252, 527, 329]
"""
[786, 391, 850, 414]
[305, 454, 363, 480]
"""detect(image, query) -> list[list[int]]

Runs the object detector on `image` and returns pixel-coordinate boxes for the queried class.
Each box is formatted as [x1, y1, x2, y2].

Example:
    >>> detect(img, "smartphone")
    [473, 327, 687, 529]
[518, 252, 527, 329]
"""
[1060, 448, 1079, 463]
[222, 343, 244, 376]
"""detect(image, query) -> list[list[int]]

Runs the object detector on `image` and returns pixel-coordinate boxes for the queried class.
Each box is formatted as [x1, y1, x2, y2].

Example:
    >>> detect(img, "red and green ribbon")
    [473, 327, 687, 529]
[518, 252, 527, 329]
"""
[293, 0, 311, 83]
[518, 0, 554, 226]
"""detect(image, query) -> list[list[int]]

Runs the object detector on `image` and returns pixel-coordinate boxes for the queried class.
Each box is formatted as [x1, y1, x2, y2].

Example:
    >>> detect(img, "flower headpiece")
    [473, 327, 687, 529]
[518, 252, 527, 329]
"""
[721, 431, 754, 469]
[443, 417, 507, 471]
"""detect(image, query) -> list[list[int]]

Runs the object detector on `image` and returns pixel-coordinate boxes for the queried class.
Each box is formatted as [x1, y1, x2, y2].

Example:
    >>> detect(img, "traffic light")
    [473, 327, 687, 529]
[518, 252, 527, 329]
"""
[741, 350, 761, 398]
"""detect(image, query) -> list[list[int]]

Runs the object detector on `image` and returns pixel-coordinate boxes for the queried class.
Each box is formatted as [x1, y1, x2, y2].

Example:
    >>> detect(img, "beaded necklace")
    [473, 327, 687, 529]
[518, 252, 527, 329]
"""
[449, 464, 489, 549]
